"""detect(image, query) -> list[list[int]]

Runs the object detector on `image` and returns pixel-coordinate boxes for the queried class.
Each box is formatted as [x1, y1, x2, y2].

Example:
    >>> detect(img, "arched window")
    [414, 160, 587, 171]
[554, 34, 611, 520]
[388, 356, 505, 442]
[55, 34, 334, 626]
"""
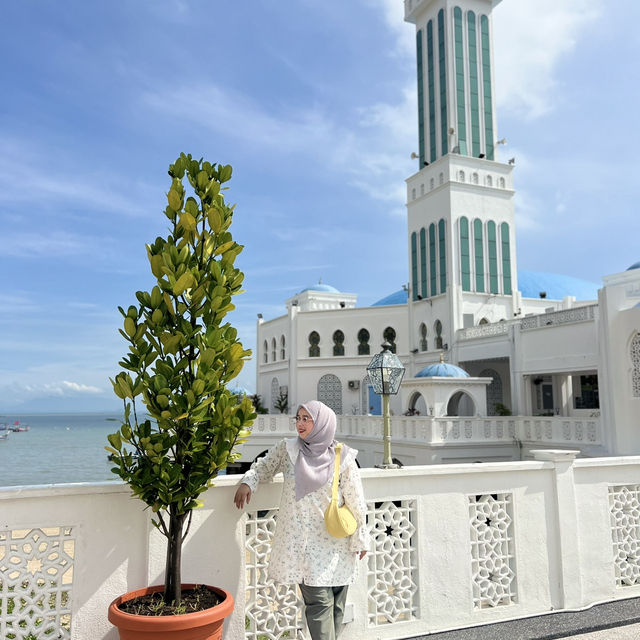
[420, 183, 425, 196]
[429, 223, 437, 295]
[439, 172, 444, 185]
[479, 317, 489, 325]
[280, 335, 286, 360]
[454, 7, 467, 156]
[383, 326, 397, 354]
[318, 374, 342, 414]
[459, 170, 465, 182]
[419, 323, 428, 351]
[309, 331, 320, 357]
[263, 340, 268, 364]
[481, 15, 495, 160]
[420, 228, 427, 298]
[412, 188, 416, 200]
[474, 218, 485, 292]
[333, 330, 345, 356]
[632, 333, 640, 397]
[438, 219, 447, 293]
[438, 9, 448, 156]
[271, 338, 276, 362]
[488, 220, 498, 294]
[435, 319, 443, 349]
[480, 368, 503, 416]
[467, 11, 480, 157]
[271, 377, 279, 411]
[358, 328, 370, 356]
[472, 172, 479, 185]
[501, 222, 512, 295]
[460, 216, 470, 292]
[430, 177, 435, 190]
[498, 177, 505, 189]
[486, 175, 493, 187]
[361, 375, 370, 414]
[411, 232, 418, 301]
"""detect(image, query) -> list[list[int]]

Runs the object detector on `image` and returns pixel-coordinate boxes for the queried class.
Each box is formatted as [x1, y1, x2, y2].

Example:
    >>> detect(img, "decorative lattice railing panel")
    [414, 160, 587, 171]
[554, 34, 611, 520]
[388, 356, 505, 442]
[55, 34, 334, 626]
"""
[245, 509, 304, 640]
[0, 527, 74, 640]
[469, 494, 517, 609]
[609, 485, 640, 587]
[367, 500, 418, 626]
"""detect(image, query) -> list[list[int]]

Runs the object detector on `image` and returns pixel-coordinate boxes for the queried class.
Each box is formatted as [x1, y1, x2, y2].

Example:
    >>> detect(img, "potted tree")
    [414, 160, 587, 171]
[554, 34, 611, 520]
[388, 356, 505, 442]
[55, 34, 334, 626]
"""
[106, 153, 256, 639]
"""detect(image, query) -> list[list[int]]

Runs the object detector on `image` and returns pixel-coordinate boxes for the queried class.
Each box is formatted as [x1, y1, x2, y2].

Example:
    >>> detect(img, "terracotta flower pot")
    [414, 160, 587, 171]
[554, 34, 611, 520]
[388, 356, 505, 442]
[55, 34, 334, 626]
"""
[108, 583, 234, 640]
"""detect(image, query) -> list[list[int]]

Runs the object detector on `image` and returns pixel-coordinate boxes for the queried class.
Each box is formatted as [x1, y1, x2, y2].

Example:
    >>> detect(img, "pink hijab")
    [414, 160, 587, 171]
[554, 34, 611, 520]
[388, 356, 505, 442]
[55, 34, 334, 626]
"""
[295, 400, 337, 501]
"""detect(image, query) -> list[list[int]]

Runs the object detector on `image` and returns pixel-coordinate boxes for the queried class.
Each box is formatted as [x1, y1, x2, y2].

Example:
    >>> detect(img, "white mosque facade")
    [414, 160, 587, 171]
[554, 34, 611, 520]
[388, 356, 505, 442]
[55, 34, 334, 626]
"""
[255, 0, 640, 458]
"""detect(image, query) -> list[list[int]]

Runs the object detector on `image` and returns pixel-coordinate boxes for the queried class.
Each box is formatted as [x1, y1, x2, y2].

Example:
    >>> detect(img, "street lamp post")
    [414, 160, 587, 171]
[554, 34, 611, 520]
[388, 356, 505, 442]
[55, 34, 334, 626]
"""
[367, 342, 406, 469]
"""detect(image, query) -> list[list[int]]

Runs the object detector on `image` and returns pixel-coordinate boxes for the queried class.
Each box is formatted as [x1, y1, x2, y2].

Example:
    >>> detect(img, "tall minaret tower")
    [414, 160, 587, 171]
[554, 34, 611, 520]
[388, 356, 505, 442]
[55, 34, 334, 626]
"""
[404, 0, 519, 357]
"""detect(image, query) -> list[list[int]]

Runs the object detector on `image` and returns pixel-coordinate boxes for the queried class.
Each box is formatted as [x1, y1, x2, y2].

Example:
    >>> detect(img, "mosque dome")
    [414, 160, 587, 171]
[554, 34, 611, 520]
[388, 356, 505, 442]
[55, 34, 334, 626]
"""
[627, 261, 640, 271]
[416, 362, 470, 378]
[371, 289, 409, 306]
[517, 270, 599, 301]
[230, 386, 252, 397]
[299, 282, 340, 294]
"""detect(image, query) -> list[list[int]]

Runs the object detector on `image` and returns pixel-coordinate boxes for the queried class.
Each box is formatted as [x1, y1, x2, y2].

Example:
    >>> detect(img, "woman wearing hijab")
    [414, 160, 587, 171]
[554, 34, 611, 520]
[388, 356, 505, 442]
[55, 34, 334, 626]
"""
[234, 400, 370, 640]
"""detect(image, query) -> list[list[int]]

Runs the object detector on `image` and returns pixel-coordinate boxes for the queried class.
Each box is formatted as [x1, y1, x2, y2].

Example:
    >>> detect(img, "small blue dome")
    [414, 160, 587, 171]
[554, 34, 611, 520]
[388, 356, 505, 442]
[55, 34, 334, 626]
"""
[230, 386, 252, 396]
[372, 289, 409, 306]
[627, 261, 640, 271]
[300, 283, 340, 294]
[416, 362, 470, 378]
[518, 270, 599, 301]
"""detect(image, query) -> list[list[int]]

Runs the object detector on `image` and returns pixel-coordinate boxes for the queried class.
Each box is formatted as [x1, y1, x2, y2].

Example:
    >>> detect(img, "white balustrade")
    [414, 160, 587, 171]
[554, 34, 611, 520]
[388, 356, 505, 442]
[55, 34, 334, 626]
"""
[3, 454, 640, 639]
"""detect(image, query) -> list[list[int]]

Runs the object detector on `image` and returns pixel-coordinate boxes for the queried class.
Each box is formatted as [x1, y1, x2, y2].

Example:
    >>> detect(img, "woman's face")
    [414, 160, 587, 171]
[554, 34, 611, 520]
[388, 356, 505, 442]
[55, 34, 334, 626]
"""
[295, 407, 314, 439]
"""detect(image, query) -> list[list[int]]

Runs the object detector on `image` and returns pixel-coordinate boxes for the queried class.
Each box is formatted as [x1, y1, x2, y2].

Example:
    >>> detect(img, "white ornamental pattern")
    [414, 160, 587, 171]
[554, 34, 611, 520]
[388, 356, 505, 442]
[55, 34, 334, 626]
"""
[609, 485, 640, 587]
[469, 494, 517, 609]
[244, 509, 304, 640]
[367, 500, 418, 626]
[0, 527, 74, 640]
[631, 333, 640, 397]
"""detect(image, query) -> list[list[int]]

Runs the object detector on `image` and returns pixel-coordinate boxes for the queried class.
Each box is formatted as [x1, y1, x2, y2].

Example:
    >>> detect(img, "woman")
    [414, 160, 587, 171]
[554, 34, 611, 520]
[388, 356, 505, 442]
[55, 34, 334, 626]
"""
[234, 400, 370, 640]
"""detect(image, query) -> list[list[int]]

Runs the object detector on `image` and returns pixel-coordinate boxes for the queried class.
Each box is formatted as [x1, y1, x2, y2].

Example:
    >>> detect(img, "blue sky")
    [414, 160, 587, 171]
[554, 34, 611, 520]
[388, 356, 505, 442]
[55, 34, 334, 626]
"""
[1, 0, 638, 413]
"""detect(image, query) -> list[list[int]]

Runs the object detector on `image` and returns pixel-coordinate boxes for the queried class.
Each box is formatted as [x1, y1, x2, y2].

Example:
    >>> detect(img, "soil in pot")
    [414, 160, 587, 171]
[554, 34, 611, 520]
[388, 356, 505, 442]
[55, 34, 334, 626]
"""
[117, 584, 223, 616]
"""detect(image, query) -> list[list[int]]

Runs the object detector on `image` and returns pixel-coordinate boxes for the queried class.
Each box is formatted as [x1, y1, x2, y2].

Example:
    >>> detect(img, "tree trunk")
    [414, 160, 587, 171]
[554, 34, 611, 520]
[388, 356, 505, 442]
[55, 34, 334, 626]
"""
[164, 507, 186, 605]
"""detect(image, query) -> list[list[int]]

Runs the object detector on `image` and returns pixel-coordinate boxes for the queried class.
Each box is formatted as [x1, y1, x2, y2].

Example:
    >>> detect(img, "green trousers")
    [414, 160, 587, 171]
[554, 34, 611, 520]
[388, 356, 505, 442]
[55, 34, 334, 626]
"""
[299, 583, 349, 640]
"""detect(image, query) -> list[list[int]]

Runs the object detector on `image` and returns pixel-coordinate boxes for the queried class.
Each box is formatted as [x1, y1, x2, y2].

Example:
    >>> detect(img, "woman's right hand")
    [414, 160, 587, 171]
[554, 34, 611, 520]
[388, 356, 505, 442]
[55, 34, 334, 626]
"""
[234, 483, 252, 509]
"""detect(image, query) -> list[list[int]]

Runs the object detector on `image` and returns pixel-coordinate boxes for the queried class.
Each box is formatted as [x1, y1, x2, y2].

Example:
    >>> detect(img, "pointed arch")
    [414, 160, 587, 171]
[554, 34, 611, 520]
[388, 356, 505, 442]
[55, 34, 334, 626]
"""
[318, 374, 343, 414]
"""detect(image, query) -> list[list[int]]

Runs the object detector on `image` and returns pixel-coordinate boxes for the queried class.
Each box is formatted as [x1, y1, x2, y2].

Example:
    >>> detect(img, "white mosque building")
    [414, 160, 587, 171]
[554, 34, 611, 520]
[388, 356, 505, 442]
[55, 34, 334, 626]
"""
[254, 0, 640, 458]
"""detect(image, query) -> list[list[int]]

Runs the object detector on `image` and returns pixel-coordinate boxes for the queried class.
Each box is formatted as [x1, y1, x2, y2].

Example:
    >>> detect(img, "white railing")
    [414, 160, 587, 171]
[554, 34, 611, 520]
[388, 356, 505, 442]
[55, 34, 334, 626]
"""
[457, 321, 512, 341]
[3, 453, 640, 639]
[520, 304, 597, 331]
[248, 415, 602, 448]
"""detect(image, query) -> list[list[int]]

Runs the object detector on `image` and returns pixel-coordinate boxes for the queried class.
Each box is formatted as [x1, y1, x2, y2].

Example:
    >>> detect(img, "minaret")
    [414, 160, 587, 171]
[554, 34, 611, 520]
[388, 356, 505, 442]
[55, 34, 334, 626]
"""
[404, 0, 518, 352]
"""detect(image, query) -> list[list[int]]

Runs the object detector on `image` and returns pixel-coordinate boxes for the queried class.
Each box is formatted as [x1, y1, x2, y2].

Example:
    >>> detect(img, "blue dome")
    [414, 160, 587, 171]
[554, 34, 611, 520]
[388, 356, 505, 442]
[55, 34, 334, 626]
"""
[416, 362, 470, 378]
[517, 270, 599, 301]
[300, 283, 340, 294]
[627, 261, 640, 271]
[230, 386, 252, 396]
[371, 289, 409, 306]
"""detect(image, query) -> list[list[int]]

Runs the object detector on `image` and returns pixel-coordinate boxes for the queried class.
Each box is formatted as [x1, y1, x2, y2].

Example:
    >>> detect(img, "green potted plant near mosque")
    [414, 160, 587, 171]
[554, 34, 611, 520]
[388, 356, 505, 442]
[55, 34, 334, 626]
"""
[106, 153, 256, 640]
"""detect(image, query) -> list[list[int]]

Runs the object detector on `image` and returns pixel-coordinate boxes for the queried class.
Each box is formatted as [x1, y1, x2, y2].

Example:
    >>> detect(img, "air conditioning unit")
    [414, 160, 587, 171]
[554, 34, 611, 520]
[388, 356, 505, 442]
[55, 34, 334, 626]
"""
[348, 380, 360, 390]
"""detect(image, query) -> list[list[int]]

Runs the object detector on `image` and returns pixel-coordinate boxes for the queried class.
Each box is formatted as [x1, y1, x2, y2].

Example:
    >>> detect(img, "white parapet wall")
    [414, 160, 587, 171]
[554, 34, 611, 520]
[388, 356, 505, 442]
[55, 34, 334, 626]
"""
[2, 452, 639, 640]
[241, 414, 605, 466]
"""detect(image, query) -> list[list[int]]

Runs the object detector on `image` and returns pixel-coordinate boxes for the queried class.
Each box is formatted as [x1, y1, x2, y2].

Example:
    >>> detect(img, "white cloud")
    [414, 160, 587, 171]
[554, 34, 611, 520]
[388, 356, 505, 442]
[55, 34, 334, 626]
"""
[0, 137, 155, 217]
[0, 380, 104, 406]
[493, 0, 602, 119]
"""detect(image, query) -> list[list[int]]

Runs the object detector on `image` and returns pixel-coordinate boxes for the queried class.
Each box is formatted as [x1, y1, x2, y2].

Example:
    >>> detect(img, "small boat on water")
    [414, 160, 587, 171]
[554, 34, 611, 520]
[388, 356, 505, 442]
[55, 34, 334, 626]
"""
[0, 432, 9, 441]
[9, 420, 30, 432]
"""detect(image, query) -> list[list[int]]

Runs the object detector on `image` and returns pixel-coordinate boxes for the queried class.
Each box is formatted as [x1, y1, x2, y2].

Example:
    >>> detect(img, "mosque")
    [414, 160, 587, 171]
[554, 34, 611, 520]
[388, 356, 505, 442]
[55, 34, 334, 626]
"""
[254, 0, 640, 457]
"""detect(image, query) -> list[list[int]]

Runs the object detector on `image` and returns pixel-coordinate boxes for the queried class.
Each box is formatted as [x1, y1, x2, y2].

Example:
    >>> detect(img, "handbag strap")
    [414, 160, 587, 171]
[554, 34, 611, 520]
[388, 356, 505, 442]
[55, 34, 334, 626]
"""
[331, 443, 342, 503]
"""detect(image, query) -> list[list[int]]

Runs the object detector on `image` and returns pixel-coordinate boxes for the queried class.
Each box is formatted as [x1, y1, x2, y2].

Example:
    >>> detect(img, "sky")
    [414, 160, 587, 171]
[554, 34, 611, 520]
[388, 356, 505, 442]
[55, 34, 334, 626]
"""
[1, 0, 639, 413]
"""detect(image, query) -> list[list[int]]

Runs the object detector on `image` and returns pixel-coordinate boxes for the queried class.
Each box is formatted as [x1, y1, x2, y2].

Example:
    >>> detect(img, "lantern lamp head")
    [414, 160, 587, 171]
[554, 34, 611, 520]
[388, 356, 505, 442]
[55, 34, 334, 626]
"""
[367, 342, 406, 395]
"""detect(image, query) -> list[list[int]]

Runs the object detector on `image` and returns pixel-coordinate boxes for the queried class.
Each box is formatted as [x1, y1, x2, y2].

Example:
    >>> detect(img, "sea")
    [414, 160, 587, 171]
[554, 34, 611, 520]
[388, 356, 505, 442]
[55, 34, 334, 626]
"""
[0, 413, 124, 488]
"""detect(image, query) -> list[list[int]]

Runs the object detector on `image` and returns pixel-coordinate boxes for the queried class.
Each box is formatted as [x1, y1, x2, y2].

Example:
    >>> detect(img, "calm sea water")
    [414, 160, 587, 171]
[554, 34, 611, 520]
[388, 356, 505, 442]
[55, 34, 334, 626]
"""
[0, 413, 123, 487]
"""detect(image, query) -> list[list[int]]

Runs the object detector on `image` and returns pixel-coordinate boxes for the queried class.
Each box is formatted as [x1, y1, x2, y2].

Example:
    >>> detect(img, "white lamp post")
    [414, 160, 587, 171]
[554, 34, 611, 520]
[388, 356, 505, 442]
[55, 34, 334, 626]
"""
[367, 342, 406, 468]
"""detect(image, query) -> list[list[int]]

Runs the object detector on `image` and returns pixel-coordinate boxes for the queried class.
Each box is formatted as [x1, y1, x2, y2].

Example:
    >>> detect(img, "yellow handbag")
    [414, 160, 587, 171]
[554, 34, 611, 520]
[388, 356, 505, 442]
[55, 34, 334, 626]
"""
[324, 443, 358, 538]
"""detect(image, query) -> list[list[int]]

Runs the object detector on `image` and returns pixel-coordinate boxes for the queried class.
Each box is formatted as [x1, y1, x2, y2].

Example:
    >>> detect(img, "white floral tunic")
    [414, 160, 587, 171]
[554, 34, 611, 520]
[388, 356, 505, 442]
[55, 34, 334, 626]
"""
[241, 438, 370, 587]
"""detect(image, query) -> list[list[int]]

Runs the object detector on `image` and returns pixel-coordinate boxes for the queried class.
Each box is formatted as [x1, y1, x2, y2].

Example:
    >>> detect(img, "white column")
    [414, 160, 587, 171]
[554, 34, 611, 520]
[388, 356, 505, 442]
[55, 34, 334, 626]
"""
[531, 449, 583, 609]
